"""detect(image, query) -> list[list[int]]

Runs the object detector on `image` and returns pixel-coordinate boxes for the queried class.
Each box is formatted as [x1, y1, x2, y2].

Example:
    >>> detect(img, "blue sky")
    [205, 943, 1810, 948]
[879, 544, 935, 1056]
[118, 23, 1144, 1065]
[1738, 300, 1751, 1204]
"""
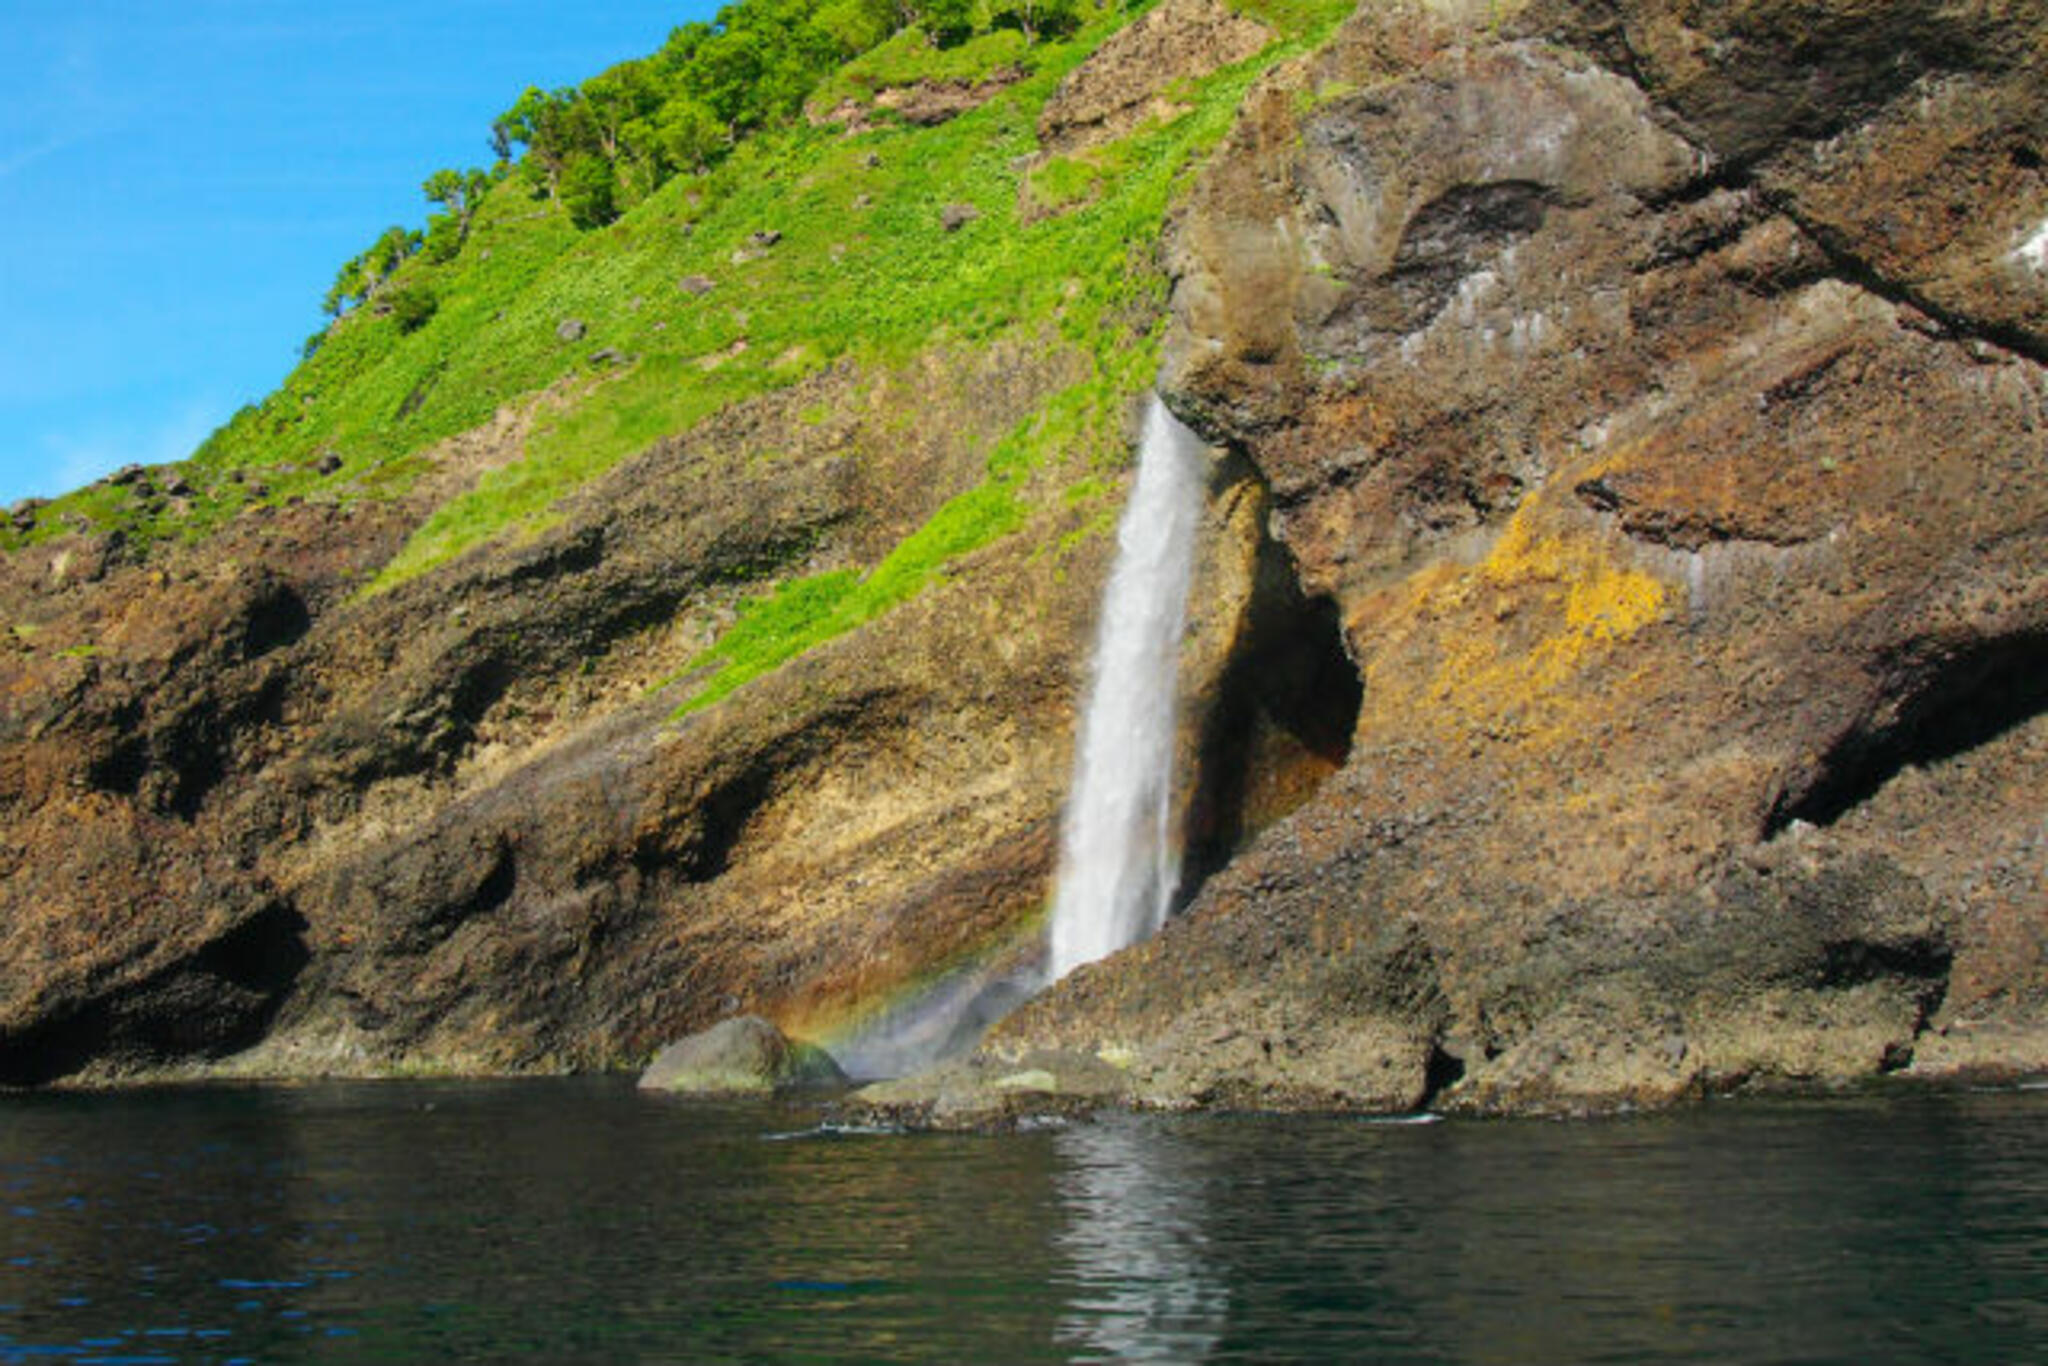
[0, 0, 719, 509]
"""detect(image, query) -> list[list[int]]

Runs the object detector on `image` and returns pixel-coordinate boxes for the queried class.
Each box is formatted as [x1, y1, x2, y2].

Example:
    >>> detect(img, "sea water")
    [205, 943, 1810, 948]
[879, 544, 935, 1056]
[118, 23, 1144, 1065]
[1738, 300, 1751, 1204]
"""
[2, 1080, 2045, 1363]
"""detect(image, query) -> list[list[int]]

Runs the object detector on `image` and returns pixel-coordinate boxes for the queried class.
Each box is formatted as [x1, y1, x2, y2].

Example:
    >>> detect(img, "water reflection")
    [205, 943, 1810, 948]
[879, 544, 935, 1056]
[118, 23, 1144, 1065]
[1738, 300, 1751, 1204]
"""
[1054, 1118, 1228, 1361]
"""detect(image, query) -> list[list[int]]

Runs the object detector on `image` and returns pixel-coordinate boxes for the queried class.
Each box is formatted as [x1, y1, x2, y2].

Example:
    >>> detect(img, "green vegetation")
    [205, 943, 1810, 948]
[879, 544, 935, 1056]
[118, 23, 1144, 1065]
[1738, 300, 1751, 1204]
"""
[1026, 132, 1148, 213]
[354, 0, 1329, 592]
[322, 225, 422, 318]
[812, 24, 1032, 106]
[4, 0, 1360, 708]
[486, 0, 1083, 230]
[664, 368, 1132, 715]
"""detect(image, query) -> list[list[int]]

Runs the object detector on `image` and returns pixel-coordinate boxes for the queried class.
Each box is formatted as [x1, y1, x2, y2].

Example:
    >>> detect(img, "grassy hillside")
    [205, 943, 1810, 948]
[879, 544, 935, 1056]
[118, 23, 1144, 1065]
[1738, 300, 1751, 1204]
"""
[4, 0, 1352, 690]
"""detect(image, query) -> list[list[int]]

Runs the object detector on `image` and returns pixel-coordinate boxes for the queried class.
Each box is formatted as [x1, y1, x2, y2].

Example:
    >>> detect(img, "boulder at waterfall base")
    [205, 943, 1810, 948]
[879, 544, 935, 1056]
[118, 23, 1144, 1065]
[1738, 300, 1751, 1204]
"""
[639, 1017, 847, 1095]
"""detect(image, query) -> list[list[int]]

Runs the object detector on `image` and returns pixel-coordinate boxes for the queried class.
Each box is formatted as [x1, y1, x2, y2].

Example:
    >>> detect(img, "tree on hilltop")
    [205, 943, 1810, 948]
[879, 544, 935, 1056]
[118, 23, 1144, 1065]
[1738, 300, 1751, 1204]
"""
[322, 225, 421, 317]
[560, 154, 620, 229]
[423, 167, 494, 235]
[421, 166, 500, 262]
[494, 86, 597, 197]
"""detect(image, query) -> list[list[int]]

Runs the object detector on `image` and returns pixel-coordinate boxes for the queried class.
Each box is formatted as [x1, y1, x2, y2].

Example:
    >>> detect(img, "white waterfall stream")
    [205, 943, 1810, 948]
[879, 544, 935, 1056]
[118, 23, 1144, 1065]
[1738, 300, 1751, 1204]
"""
[1047, 395, 1207, 982]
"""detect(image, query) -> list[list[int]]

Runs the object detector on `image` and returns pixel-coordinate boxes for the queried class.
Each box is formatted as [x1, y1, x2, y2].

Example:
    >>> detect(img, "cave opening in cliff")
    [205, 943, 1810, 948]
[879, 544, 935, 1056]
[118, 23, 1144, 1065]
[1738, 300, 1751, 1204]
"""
[1766, 630, 2048, 834]
[0, 900, 310, 1087]
[1178, 501, 1363, 901]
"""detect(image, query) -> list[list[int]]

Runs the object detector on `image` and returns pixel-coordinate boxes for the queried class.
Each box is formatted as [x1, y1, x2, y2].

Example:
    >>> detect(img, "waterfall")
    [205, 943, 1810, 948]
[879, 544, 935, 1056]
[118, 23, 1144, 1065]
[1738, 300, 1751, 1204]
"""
[1047, 396, 1207, 982]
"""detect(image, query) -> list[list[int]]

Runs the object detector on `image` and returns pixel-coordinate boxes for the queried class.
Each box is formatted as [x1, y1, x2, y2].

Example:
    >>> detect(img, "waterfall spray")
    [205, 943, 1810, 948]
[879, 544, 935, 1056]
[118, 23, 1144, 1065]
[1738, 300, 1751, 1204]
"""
[1047, 396, 1207, 982]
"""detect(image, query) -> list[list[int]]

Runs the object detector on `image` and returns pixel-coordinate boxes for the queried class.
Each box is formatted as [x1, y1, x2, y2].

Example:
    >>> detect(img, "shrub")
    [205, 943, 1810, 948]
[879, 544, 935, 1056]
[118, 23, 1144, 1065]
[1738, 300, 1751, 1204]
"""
[387, 284, 440, 333]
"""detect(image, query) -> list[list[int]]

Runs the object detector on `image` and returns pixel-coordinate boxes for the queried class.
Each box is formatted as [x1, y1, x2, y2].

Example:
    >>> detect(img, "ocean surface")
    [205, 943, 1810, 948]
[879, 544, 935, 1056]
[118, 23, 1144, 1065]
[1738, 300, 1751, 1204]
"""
[1, 1079, 2043, 1363]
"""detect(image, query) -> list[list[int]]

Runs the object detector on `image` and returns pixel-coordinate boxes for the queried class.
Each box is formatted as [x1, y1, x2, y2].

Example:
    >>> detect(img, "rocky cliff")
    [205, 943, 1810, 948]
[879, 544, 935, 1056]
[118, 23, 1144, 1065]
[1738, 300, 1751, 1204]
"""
[4, 0, 2045, 1114]
[926, 0, 2048, 1118]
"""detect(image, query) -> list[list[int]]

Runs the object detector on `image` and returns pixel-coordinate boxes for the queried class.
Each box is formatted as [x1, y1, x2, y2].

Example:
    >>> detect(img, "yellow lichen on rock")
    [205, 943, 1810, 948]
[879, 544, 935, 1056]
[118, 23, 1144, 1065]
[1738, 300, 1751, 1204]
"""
[1364, 510, 1670, 750]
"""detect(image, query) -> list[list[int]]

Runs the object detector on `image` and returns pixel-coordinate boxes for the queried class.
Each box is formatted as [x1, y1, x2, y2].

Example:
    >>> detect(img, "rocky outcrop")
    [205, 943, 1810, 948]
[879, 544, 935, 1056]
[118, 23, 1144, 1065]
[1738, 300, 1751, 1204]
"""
[901, 0, 2048, 1118]
[877, 70, 1027, 127]
[1036, 0, 1273, 156]
[0, 343, 1079, 1081]
[853, 1047, 1134, 1128]
[812, 69, 1026, 133]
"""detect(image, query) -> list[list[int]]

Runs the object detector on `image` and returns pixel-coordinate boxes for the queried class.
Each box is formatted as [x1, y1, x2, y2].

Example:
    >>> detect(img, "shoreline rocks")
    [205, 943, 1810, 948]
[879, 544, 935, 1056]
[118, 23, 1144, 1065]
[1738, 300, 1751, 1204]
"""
[639, 1016, 847, 1095]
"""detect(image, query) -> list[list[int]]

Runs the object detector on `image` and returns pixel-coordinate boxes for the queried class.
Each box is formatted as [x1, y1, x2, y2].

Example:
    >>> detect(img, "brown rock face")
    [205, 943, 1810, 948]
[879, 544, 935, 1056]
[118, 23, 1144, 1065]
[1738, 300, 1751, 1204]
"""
[975, 0, 2048, 1114]
[815, 69, 1027, 132]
